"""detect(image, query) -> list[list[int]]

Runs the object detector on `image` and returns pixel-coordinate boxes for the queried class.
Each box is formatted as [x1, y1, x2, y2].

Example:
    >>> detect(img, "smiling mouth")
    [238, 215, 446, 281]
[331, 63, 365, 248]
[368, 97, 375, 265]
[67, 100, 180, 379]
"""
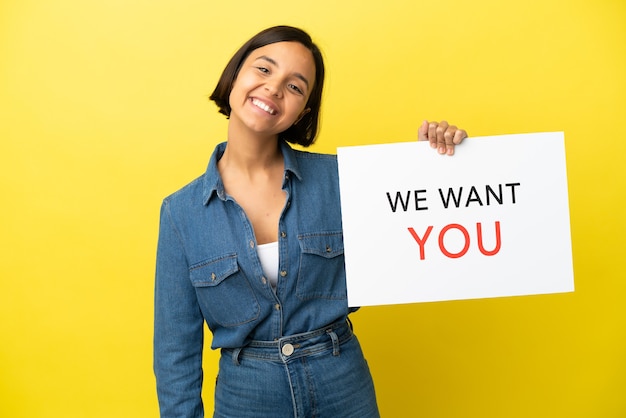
[251, 98, 277, 115]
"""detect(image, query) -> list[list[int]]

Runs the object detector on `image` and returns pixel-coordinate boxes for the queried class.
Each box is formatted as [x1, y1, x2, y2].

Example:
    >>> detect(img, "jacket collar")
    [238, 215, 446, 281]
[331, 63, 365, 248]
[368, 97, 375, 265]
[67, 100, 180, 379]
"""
[202, 140, 302, 205]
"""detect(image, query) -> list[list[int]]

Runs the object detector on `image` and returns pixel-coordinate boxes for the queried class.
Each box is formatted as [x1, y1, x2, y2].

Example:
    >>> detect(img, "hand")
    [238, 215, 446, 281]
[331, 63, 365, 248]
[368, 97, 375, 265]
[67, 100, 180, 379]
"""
[418, 120, 468, 156]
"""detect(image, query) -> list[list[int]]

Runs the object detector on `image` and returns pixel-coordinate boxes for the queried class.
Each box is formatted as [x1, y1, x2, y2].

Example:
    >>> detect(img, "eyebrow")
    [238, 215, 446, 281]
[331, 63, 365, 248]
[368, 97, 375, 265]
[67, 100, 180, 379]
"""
[255, 55, 310, 89]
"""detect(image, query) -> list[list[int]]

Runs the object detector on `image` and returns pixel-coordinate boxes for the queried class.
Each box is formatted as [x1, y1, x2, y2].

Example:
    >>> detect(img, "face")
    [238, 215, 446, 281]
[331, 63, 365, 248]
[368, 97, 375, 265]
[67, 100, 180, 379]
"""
[228, 41, 316, 139]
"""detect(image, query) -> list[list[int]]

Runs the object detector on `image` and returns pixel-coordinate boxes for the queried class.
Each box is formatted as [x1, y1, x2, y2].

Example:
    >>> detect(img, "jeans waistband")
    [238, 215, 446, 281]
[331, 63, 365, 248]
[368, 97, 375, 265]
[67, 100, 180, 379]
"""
[222, 319, 353, 365]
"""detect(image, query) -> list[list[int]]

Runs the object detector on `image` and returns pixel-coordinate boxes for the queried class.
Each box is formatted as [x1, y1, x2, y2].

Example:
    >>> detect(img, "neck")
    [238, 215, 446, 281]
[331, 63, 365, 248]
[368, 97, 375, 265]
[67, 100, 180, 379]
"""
[220, 125, 282, 177]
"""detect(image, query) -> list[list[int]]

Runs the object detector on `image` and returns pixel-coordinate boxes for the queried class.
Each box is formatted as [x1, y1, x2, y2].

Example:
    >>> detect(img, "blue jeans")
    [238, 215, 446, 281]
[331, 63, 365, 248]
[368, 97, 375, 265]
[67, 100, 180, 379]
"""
[214, 320, 380, 418]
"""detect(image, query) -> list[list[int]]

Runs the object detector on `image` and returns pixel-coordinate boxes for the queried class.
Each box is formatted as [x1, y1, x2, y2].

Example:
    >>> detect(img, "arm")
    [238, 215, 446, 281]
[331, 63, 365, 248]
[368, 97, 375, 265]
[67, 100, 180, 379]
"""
[154, 200, 205, 418]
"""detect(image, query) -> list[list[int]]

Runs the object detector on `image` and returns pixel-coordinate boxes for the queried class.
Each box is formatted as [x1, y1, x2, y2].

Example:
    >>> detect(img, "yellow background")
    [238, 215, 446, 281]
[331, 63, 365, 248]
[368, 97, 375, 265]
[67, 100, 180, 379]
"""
[1, 0, 625, 417]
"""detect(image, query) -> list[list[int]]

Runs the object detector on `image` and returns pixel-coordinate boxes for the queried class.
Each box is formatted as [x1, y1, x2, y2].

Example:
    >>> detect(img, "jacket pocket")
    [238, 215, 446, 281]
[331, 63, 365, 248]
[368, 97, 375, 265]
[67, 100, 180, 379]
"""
[296, 232, 347, 300]
[189, 254, 260, 327]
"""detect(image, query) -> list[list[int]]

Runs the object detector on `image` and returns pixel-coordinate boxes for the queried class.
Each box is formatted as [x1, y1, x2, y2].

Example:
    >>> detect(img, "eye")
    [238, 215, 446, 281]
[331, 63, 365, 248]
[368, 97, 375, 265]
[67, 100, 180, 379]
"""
[288, 84, 304, 95]
[256, 66, 270, 74]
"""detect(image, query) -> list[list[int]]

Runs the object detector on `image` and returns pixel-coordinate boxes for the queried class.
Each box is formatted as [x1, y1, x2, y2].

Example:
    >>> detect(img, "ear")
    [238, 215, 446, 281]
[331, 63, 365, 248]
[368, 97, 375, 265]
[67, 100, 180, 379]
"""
[294, 108, 311, 125]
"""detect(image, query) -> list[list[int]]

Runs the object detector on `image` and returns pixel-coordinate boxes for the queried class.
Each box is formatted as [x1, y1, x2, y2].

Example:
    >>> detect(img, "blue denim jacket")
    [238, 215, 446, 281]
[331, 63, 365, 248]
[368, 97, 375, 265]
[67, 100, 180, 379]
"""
[154, 141, 351, 416]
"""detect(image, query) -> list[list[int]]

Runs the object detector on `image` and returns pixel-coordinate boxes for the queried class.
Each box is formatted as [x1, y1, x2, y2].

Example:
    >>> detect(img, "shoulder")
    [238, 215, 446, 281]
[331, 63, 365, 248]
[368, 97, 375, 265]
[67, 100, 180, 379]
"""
[163, 141, 225, 209]
[293, 148, 337, 163]
[161, 174, 205, 214]
[292, 149, 338, 178]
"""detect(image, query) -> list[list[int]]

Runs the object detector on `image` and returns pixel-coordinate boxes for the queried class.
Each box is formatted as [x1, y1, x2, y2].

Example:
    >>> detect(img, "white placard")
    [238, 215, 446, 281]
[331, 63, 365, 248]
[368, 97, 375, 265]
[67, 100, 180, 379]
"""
[337, 132, 574, 307]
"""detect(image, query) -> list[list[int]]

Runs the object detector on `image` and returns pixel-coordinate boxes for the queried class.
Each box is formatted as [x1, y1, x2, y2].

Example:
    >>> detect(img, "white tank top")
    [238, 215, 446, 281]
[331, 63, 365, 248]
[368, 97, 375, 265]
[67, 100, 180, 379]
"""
[256, 241, 279, 288]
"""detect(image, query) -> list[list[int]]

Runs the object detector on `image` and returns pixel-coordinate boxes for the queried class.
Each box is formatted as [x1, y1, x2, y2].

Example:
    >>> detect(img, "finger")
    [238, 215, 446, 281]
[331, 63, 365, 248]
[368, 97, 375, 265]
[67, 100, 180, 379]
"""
[452, 128, 468, 145]
[418, 120, 429, 142]
[436, 120, 449, 154]
[428, 122, 438, 149]
[444, 124, 457, 155]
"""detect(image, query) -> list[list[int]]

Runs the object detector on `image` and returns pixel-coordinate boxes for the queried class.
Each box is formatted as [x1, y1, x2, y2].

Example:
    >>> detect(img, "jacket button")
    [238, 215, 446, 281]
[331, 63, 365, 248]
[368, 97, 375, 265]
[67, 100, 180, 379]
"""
[211, 273, 216, 281]
[282, 343, 294, 356]
[261, 277, 267, 285]
[281, 231, 286, 238]
[280, 270, 287, 277]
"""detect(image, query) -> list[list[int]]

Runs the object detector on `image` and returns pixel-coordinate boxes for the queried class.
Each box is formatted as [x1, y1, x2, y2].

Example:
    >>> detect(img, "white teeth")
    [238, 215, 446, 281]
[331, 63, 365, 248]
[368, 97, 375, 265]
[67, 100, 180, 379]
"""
[252, 98, 276, 115]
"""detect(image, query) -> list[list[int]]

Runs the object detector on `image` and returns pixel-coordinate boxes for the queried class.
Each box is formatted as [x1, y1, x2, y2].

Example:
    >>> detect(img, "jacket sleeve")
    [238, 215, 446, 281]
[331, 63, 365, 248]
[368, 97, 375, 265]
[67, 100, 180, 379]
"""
[154, 199, 205, 417]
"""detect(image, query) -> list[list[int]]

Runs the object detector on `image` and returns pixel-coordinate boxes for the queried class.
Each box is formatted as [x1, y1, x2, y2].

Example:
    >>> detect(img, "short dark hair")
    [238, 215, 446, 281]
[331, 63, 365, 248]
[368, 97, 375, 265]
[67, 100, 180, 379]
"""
[209, 26, 325, 147]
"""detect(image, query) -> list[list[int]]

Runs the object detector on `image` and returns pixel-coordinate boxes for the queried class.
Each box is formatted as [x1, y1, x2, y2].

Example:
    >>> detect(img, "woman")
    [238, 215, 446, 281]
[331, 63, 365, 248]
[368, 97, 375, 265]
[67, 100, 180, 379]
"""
[154, 25, 467, 418]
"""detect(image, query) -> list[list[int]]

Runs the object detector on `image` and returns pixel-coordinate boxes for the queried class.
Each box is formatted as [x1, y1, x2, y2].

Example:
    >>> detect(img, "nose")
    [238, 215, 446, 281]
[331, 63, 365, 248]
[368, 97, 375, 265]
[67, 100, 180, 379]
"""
[264, 80, 282, 98]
